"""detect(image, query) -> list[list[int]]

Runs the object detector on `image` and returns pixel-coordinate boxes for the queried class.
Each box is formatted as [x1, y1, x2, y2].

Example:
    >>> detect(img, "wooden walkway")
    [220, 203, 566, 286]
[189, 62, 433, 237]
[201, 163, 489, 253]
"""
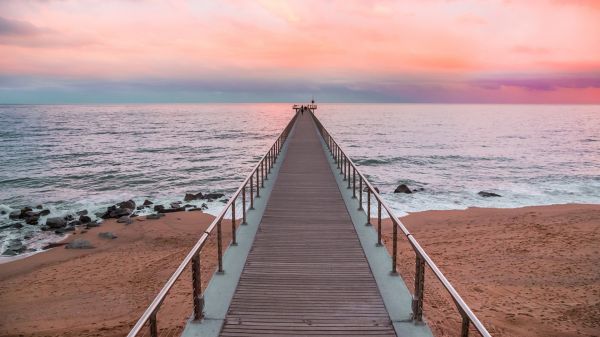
[219, 112, 396, 336]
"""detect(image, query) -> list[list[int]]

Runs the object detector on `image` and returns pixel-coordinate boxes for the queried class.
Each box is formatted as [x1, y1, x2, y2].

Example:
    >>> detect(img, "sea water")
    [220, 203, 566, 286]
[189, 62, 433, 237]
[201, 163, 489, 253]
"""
[1, 103, 599, 255]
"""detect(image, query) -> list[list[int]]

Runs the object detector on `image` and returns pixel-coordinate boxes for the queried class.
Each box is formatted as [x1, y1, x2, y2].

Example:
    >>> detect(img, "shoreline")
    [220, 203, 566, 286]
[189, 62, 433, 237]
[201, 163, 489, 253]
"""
[0, 203, 598, 337]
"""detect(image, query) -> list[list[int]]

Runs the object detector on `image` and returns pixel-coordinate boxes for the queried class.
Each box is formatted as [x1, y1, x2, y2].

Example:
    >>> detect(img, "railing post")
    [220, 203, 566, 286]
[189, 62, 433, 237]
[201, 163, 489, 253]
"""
[352, 168, 356, 198]
[242, 186, 247, 224]
[366, 189, 371, 226]
[342, 156, 345, 178]
[377, 200, 382, 246]
[149, 312, 158, 337]
[359, 177, 363, 210]
[231, 201, 237, 245]
[347, 161, 351, 189]
[256, 170, 260, 198]
[250, 176, 254, 208]
[192, 253, 204, 320]
[460, 311, 470, 337]
[217, 220, 223, 273]
[412, 254, 425, 321]
[392, 219, 397, 274]
[262, 161, 266, 185]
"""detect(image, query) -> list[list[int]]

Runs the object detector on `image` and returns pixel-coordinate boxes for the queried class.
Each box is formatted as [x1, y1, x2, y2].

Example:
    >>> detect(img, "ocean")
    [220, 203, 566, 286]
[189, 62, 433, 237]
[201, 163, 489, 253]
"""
[1, 103, 599, 256]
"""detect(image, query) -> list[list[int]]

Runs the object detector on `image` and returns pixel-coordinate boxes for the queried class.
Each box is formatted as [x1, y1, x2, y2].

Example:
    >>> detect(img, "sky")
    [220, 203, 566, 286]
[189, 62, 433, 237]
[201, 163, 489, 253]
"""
[0, 0, 599, 103]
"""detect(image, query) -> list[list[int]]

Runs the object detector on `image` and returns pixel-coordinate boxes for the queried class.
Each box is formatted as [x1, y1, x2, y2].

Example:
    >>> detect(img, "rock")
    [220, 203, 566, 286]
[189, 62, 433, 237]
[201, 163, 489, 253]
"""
[40, 226, 50, 231]
[183, 204, 195, 208]
[19, 207, 33, 218]
[117, 200, 136, 210]
[79, 215, 91, 223]
[143, 199, 153, 206]
[394, 184, 412, 194]
[2, 240, 26, 255]
[153, 205, 165, 213]
[35, 205, 43, 209]
[98, 232, 118, 239]
[76, 209, 88, 216]
[478, 191, 501, 198]
[146, 213, 165, 220]
[12, 222, 24, 229]
[64, 226, 75, 232]
[170, 202, 181, 209]
[0, 210, 5, 215]
[63, 214, 74, 222]
[40, 209, 51, 216]
[68, 220, 82, 227]
[136, 206, 145, 211]
[42, 242, 67, 250]
[204, 193, 224, 200]
[117, 216, 132, 224]
[9, 210, 21, 219]
[201, 203, 208, 210]
[65, 239, 95, 249]
[46, 217, 67, 229]
[85, 222, 100, 228]
[188, 208, 204, 212]
[162, 207, 185, 213]
[184, 192, 204, 201]
[25, 216, 39, 225]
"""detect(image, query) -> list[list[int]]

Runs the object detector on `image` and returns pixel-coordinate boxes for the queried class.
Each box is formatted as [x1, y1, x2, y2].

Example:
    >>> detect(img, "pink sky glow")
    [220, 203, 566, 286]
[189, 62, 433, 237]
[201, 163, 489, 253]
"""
[0, 0, 599, 103]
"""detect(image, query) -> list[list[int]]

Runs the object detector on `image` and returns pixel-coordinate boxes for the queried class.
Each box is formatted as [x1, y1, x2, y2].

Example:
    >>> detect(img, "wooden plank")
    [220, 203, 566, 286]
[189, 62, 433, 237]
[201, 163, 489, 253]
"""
[219, 112, 396, 336]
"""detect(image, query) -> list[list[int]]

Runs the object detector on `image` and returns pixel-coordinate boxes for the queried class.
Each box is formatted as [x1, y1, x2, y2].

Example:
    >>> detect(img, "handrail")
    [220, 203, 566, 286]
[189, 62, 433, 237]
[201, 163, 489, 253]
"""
[127, 112, 298, 337]
[310, 111, 492, 337]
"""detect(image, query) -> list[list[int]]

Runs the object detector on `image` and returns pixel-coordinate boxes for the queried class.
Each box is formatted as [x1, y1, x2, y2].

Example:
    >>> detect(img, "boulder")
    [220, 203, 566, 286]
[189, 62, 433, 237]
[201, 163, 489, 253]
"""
[35, 205, 43, 210]
[2, 240, 26, 255]
[9, 210, 21, 219]
[98, 232, 118, 239]
[42, 242, 67, 250]
[76, 209, 88, 216]
[201, 203, 208, 210]
[12, 222, 24, 229]
[85, 222, 100, 228]
[143, 199, 154, 206]
[146, 213, 164, 220]
[25, 216, 39, 225]
[117, 200, 136, 210]
[79, 215, 92, 223]
[117, 216, 132, 224]
[63, 214, 74, 222]
[394, 184, 412, 194]
[478, 191, 501, 198]
[40, 209, 51, 216]
[65, 239, 95, 249]
[19, 207, 33, 218]
[162, 207, 185, 213]
[0, 210, 5, 215]
[170, 202, 182, 209]
[68, 220, 82, 227]
[46, 217, 67, 229]
[184, 192, 203, 201]
[188, 208, 204, 212]
[153, 205, 165, 213]
[204, 193, 224, 200]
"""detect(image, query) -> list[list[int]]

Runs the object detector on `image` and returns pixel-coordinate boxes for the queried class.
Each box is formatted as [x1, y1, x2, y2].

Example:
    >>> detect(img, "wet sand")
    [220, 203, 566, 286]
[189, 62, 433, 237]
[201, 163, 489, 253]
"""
[381, 203, 600, 337]
[0, 204, 598, 337]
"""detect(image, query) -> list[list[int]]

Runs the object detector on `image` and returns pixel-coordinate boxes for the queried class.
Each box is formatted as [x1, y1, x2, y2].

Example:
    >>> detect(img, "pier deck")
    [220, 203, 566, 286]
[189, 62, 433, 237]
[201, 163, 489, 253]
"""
[219, 112, 396, 336]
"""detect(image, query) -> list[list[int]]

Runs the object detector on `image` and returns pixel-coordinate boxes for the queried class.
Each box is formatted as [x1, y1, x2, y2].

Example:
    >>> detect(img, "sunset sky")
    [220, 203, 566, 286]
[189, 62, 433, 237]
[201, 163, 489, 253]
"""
[1, 0, 599, 103]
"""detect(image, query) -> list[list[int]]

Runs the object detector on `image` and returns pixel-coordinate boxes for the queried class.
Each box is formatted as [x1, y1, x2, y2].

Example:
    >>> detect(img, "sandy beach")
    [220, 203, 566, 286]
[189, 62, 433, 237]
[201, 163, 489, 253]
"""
[0, 211, 224, 337]
[381, 203, 600, 337]
[0, 204, 598, 337]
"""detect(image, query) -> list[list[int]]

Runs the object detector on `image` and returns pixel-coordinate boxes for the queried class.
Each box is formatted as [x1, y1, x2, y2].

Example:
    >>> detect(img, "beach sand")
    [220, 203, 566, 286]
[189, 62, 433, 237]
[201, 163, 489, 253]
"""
[0, 211, 224, 337]
[0, 204, 598, 337]
[380, 203, 600, 337]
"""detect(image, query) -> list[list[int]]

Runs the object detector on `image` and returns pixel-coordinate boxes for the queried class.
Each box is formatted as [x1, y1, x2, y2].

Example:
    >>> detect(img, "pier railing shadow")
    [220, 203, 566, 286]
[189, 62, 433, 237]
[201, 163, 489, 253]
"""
[310, 110, 492, 337]
[127, 113, 298, 337]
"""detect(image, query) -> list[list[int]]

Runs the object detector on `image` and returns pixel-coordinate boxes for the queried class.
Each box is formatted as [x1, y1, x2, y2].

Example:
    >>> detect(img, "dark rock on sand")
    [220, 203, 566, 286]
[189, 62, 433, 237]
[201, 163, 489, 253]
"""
[46, 217, 67, 229]
[79, 215, 92, 223]
[204, 193, 224, 200]
[42, 242, 67, 250]
[478, 191, 501, 198]
[85, 222, 101, 229]
[143, 199, 154, 206]
[117, 216, 132, 224]
[65, 239, 95, 249]
[146, 213, 165, 220]
[162, 207, 185, 213]
[98, 232, 117, 239]
[394, 184, 413, 194]
[153, 205, 165, 212]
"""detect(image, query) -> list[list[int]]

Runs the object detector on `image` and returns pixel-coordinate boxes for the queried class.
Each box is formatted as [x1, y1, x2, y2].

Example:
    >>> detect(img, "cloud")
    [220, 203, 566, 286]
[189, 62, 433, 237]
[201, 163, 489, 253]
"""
[472, 74, 600, 91]
[0, 16, 43, 36]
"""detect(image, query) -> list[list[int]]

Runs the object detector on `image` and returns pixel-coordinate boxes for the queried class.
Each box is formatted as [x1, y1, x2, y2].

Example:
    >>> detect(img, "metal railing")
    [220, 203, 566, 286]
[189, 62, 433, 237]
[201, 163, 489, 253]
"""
[127, 112, 298, 337]
[310, 111, 492, 337]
